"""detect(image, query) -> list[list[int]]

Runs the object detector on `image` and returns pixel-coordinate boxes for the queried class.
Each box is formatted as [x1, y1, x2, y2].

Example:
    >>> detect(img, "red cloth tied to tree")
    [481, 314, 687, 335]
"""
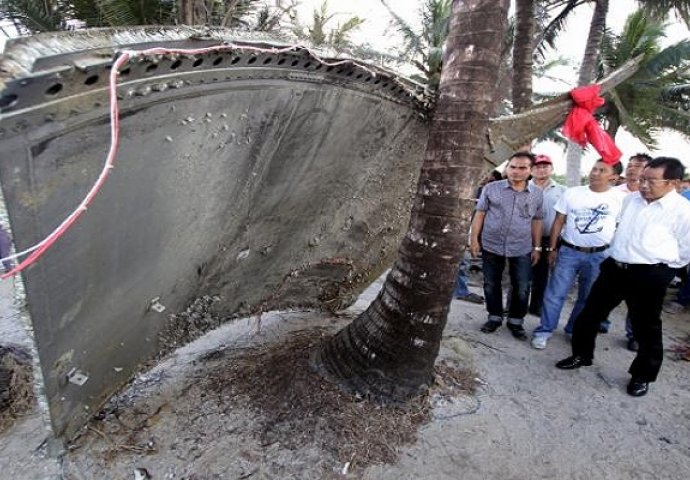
[562, 84, 622, 165]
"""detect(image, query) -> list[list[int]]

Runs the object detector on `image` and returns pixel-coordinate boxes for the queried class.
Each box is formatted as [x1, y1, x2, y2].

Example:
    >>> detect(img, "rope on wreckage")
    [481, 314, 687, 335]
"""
[0, 43, 381, 280]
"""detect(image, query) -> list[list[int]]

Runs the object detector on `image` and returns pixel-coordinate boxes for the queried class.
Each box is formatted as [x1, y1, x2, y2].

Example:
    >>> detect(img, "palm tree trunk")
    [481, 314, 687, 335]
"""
[512, 0, 536, 113]
[566, 0, 610, 186]
[313, 0, 510, 402]
[179, 0, 208, 25]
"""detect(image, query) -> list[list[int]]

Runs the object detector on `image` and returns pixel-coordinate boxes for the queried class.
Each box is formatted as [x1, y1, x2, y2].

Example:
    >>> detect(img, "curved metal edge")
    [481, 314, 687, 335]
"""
[0, 26, 432, 105]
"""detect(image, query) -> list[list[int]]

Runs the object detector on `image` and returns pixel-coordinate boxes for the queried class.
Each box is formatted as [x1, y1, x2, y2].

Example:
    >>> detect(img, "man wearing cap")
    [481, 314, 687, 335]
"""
[530, 159, 625, 349]
[556, 157, 690, 397]
[528, 154, 566, 316]
[470, 152, 544, 340]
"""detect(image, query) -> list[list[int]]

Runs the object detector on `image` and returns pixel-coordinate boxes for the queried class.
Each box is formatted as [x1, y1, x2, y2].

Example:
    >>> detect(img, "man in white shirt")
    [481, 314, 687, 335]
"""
[556, 157, 690, 397]
[602, 153, 652, 348]
[530, 160, 625, 349]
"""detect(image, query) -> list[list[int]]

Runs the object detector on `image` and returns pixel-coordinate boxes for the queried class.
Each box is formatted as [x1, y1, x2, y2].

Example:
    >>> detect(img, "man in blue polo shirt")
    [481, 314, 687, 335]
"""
[469, 152, 544, 340]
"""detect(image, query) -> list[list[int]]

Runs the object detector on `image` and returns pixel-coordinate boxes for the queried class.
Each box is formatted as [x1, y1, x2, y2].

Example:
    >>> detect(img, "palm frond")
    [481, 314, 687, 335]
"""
[380, 0, 425, 59]
[535, 0, 588, 58]
[638, 0, 690, 28]
[69, 0, 105, 27]
[95, 0, 175, 27]
[643, 40, 690, 76]
[655, 104, 690, 137]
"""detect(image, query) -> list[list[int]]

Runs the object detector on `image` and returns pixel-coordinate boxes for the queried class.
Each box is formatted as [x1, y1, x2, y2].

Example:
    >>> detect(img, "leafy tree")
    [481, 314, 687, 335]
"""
[0, 0, 270, 32]
[600, 10, 690, 145]
[541, 0, 690, 184]
[380, 0, 452, 88]
[314, 0, 510, 403]
[254, 0, 298, 32]
[0, 0, 177, 31]
[289, 0, 364, 49]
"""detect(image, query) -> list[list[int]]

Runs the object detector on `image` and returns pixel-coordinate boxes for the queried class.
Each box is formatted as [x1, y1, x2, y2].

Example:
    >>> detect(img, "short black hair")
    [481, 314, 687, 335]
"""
[647, 157, 685, 180]
[630, 153, 652, 164]
[595, 159, 623, 176]
[490, 170, 503, 181]
[509, 151, 537, 166]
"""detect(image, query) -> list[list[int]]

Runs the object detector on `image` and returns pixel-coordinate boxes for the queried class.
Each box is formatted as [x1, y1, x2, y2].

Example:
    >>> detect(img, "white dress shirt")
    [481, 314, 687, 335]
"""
[615, 183, 633, 194]
[609, 190, 690, 268]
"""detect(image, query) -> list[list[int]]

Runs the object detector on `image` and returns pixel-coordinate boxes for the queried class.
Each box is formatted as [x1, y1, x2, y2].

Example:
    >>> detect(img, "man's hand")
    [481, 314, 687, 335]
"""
[548, 250, 558, 267]
[469, 240, 481, 258]
[531, 250, 541, 266]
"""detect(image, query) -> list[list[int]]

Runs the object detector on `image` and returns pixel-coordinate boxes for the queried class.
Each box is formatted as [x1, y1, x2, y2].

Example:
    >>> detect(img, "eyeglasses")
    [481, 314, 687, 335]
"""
[639, 177, 672, 186]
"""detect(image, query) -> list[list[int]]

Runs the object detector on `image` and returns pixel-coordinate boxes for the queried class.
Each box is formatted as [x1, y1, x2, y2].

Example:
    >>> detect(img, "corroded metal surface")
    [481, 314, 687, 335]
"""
[0, 28, 428, 440]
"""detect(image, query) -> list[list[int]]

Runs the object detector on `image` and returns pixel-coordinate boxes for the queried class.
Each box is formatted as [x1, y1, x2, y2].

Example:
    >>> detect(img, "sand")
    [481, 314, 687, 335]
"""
[0, 271, 688, 479]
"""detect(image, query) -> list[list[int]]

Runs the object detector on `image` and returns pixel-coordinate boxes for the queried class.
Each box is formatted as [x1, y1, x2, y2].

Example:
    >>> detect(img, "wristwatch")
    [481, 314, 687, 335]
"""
[533, 246, 542, 252]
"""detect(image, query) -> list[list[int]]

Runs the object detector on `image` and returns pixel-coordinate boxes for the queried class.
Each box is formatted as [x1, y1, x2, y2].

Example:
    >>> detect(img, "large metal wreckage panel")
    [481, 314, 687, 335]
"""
[0, 28, 431, 440]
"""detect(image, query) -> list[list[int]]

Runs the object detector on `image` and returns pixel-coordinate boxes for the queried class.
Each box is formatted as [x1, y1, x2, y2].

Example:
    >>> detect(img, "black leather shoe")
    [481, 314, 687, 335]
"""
[627, 338, 639, 352]
[627, 379, 649, 397]
[480, 320, 502, 333]
[507, 324, 528, 341]
[555, 355, 593, 370]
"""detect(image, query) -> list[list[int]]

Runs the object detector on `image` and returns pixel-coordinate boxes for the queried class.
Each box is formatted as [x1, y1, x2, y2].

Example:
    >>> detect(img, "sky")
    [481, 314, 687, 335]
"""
[1, 1, 689, 172]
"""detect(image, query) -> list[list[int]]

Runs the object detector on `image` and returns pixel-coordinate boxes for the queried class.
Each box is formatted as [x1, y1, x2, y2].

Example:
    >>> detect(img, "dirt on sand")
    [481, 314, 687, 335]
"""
[0, 272, 689, 479]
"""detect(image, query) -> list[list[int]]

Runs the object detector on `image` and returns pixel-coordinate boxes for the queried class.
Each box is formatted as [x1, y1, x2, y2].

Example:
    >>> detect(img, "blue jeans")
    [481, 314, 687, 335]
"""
[482, 250, 532, 325]
[454, 258, 470, 297]
[533, 246, 606, 338]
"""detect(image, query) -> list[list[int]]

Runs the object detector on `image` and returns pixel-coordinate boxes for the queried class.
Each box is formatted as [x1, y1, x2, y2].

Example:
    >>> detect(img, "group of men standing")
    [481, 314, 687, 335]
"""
[464, 151, 690, 397]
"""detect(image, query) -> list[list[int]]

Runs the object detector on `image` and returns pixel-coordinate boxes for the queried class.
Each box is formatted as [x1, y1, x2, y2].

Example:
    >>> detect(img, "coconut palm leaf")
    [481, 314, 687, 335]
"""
[600, 9, 690, 147]
[638, 0, 690, 27]
[254, 0, 296, 32]
[69, 0, 105, 27]
[328, 16, 365, 48]
[217, 0, 263, 28]
[656, 104, 690, 137]
[643, 40, 690, 76]
[535, 0, 588, 58]
[379, 0, 451, 86]
[380, 0, 426, 59]
[95, 0, 175, 27]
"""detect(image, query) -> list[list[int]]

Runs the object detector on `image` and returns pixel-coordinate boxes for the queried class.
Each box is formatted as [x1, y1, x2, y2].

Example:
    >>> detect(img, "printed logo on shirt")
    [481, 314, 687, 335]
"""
[574, 203, 610, 234]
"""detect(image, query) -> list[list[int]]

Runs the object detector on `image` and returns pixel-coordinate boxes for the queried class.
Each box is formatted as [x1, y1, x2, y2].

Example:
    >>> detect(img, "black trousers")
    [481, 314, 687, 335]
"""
[529, 235, 551, 314]
[571, 257, 675, 382]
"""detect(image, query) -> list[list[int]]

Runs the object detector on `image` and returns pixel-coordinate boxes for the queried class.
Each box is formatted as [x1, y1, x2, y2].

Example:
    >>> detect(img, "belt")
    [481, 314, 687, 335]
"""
[560, 239, 609, 254]
[612, 260, 669, 270]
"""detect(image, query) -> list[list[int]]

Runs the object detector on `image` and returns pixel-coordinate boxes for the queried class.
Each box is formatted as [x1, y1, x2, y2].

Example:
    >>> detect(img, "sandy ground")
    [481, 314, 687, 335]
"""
[0, 271, 689, 479]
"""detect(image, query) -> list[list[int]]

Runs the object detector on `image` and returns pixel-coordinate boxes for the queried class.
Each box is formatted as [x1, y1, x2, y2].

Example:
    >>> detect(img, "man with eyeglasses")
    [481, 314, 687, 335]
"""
[597, 153, 654, 349]
[556, 157, 690, 397]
